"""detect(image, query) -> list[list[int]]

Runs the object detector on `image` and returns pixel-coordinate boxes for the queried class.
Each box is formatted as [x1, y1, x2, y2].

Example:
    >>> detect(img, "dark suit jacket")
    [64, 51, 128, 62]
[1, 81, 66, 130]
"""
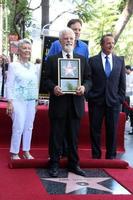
[86, 53, 126, 106]
[45, 52, 92, 118]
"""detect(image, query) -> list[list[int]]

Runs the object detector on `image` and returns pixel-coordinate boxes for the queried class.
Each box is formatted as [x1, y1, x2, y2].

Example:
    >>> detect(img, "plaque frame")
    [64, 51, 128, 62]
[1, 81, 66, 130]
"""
[58, 58, 81, 94]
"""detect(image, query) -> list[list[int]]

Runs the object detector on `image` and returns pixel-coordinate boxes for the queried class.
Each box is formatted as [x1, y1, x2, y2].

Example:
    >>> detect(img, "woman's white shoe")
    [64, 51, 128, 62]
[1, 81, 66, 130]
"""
[11, 154, 21, 160]
[23, 152, 34, 159]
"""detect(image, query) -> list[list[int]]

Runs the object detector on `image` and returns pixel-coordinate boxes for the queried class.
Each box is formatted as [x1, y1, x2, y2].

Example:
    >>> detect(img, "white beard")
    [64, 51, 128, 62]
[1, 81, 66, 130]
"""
[64, 44, 74, 53]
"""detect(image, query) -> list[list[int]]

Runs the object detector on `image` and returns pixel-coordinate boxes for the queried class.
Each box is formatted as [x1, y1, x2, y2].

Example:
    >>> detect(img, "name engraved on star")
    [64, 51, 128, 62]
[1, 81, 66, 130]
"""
[42, 172, 112, 194]
[58, 58, 81, 94]
[40, 170, 131, 195]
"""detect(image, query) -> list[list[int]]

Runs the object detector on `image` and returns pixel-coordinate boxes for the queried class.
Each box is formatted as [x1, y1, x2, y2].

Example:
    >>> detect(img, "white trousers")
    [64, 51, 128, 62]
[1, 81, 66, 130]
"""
[10, 100, 36, 154]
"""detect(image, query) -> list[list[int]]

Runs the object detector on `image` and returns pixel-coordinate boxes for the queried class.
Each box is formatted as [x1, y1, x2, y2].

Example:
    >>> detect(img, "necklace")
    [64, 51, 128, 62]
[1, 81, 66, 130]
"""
[20, 61, 30, 69]
[23, 62, 30, 68]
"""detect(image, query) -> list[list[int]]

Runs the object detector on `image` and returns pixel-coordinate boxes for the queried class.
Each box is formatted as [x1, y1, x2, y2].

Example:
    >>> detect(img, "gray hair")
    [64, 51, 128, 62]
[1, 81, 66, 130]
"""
[59, 27, 75, 39]
[18, 38, 32, 49]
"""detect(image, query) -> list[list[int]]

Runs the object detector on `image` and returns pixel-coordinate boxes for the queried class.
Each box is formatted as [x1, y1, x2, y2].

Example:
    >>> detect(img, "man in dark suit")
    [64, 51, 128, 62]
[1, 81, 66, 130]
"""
[46, 18, 89, 158]
[45, 27, 92, 177]
[86, 33, 126, 159]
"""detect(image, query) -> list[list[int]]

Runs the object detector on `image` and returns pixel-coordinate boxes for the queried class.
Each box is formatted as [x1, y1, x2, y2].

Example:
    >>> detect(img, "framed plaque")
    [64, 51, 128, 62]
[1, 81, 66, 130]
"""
[58, 58, 81, 94]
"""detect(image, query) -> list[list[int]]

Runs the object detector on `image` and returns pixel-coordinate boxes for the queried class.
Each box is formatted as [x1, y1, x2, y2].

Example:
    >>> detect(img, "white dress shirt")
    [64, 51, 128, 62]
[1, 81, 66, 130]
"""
[101, 52, 113, 71]
[62, 51, 73, 59]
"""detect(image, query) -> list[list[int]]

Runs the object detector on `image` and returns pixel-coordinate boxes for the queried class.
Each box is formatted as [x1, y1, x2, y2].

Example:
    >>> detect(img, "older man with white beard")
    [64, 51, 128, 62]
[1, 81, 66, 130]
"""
[44, 27, 92, 177]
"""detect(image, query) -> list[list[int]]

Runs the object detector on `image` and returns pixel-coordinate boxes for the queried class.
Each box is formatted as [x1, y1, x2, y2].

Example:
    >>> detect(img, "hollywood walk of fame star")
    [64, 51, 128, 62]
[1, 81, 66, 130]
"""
[41, 172, 112, 194]
[64, 61, 77, 77]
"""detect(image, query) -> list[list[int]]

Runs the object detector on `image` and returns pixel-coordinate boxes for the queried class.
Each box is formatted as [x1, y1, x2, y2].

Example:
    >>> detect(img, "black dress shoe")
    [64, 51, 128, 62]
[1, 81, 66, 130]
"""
[128, 131, 133, 135]
[48, 165, 59, 177]
[68, 166, 86, 177]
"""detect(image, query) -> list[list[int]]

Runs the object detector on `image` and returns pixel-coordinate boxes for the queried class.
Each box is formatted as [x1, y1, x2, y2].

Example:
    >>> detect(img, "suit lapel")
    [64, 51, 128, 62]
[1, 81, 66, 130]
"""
[73, 53, 78, 58]
[111, 54, 118, 75]
[96, 53, 106, 76]
[58, 52, 63, 58]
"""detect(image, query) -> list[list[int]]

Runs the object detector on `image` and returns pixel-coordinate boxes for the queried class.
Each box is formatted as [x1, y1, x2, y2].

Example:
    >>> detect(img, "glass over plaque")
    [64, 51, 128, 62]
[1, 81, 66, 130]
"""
[58, 58, 81, 94]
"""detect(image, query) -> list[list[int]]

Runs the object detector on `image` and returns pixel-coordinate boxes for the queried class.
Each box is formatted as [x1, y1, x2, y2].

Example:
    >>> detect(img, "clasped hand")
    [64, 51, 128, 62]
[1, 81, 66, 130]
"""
[54, 85, 85, 96]
[76, 86, 85, 96]
[54, 86, 63, 96]
[6, 102, 13, 116]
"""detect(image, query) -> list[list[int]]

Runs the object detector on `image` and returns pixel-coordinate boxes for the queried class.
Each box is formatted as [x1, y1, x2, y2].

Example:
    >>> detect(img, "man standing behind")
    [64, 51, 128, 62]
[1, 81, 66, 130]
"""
[45, 28, 91, 177]
[47, 18, 89, 61]
[86, 34, 126, 159]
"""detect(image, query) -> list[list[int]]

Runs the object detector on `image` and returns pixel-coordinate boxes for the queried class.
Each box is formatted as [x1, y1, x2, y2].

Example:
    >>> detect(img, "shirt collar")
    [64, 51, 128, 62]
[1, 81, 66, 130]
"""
[101, 52, 112, 60]
[75, 40, 79, 47]
[62, 50, 73, 58]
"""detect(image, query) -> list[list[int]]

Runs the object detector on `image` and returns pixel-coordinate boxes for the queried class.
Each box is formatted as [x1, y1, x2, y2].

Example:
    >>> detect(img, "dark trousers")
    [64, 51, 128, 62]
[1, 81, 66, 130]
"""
[49, 95, 81, 167]
[129, 111, 133, 127]
[122, 96, 133, 128]
[1, 75, 5, 97]
[61, 126, 68, 157]
[88, 102, 120, 158]
[49, 116, 80, 167]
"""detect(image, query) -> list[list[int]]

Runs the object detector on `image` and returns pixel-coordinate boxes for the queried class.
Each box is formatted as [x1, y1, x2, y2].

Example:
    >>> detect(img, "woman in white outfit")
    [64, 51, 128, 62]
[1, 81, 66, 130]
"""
[6, 38, 39, 160]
